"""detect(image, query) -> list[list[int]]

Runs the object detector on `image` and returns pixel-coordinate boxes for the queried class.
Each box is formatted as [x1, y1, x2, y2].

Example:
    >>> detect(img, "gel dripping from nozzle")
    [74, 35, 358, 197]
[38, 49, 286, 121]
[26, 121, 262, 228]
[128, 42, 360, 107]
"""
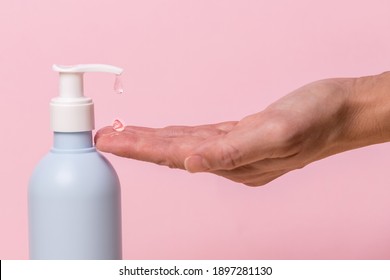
[113, 119, 125, 132]
[114, 74, 124, 94]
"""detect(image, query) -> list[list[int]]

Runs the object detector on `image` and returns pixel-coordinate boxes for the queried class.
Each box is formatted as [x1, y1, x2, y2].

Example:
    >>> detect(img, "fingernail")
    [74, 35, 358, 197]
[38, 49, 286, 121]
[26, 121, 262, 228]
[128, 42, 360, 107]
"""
[184, 155, 210, 172]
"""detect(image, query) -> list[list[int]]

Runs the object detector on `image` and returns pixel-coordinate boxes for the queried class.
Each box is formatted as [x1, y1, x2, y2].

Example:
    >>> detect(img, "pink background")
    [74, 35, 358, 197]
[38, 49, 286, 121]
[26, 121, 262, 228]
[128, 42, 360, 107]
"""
[1, 0, 390, 259]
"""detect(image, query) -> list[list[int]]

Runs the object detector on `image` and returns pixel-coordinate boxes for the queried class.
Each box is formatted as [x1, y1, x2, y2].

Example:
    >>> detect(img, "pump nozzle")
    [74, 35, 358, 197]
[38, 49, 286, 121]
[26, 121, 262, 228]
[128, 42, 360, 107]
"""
[51, 63, 124, 132]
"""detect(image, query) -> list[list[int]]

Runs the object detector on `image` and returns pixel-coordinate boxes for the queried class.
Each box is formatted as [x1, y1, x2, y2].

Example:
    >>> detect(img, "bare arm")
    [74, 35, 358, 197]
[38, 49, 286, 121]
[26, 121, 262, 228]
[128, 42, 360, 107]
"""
[95, 72, 390, 186]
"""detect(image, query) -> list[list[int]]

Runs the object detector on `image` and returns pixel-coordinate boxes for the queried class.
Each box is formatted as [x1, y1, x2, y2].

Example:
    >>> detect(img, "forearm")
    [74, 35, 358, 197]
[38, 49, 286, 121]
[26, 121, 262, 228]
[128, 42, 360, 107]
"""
[341, 71, 390, 150]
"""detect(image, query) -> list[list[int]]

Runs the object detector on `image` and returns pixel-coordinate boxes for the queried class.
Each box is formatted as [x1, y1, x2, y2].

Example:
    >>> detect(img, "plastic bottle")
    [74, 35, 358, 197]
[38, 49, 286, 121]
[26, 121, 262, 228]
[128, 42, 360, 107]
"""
[28, 64, 123, 259]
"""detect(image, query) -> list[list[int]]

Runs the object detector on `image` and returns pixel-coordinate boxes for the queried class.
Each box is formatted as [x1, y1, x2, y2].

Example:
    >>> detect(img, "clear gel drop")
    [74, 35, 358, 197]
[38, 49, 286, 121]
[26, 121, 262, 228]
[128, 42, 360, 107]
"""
[114, 75, 124, 94]
[113, 119, 125, 132]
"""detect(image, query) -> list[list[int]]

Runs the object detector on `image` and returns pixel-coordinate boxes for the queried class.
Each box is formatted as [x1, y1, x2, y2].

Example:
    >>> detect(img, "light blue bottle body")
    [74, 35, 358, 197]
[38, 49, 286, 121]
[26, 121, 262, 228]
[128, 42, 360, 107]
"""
[28, 132, 122, 259]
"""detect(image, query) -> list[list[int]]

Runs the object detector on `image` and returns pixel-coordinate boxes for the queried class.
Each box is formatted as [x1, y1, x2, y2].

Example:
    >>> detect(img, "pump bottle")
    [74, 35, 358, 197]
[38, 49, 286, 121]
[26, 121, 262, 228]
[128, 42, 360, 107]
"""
[28, 64, 123, 259]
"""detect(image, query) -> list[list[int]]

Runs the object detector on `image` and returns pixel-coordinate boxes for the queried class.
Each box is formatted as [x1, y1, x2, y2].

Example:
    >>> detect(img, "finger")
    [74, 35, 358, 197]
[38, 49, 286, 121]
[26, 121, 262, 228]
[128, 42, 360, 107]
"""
[94, 122, 237, 169]
[95, 122, 237, 142]
[95, 127, 187, 168]
[155, 121, 237, 138]
[94, 126, 157, 146]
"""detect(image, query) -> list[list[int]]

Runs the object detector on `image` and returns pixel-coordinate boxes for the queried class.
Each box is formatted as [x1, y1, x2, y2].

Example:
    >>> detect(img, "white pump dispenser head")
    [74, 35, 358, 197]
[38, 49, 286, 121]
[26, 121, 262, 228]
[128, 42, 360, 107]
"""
[51, 64, 123, 132]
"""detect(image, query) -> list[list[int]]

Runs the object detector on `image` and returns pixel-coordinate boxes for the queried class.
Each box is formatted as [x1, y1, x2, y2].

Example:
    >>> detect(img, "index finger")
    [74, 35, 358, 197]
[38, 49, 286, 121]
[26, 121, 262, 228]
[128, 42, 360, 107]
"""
[94, 122, 237, 169]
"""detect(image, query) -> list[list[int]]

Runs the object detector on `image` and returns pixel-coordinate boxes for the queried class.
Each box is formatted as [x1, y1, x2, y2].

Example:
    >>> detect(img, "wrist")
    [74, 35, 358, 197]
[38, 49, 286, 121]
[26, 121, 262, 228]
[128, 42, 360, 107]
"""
[343, 71, 390, 149]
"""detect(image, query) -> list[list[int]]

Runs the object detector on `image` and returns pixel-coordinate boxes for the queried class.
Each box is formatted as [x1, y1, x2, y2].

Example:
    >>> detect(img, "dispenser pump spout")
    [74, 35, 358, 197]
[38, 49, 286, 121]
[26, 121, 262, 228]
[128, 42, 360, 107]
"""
[51, 64, 124, 132]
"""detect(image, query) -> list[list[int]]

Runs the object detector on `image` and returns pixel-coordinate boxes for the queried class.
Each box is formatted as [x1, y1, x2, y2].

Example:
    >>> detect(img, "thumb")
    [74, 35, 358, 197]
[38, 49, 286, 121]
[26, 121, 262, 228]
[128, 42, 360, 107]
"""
[184, 136, 243, 172]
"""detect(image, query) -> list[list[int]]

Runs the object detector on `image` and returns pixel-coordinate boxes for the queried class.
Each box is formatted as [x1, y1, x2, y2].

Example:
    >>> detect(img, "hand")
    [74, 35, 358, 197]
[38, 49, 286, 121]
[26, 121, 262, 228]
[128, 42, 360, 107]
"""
[95, 74, 390, 186]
